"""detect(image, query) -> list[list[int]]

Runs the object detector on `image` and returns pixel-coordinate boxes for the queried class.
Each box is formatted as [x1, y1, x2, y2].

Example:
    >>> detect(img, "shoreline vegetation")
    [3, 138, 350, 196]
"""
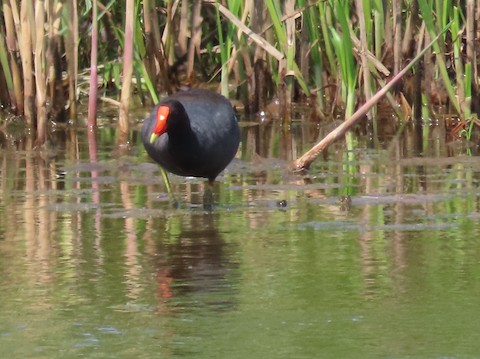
[0, 1, 478, 153]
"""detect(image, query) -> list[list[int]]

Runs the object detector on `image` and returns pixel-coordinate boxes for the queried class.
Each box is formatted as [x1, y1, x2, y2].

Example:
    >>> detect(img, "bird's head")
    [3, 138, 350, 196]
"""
[149, 105, 170, 143]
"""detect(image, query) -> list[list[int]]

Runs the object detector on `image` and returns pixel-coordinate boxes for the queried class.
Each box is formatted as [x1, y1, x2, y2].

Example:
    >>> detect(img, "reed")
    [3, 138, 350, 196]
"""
[0, 32, 14, 106]
[465, 0, 476, 94]
[0, 0, 478, 146]
[264, 0, 309, 113]
[418, 0, 460, 114]
[34, 0, 46, 145]
[372, 0, 383, 59]
[19, 0, 34, 127]
[187, 0, 202, 81]
[298, 0, 323, 109]
[87, 0, 98, 130]
[451, 6, 464, 111]
[64, 0, 78, 120]
[117, 0, 135, 143]
[214, 0, 231, 96]
[330, 0, 357, 166]
[356, 0, 374, 119]
[2, 0, 20, 110]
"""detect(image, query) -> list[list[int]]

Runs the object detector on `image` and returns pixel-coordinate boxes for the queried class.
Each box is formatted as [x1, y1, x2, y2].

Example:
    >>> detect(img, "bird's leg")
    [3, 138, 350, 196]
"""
[159, 166, 178, 208]
[203, 179, 214, 211]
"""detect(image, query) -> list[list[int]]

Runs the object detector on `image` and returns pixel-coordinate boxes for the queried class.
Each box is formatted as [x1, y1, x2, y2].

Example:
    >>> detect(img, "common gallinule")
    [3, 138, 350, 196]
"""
[142, 88, 240, 182]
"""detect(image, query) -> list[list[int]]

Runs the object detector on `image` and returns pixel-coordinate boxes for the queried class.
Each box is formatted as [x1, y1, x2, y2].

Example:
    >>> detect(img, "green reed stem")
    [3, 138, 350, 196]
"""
[418, 0, 460, 114]
[265, 0, 309, 95]
[0, 36, 13, 96]
[299, 0, 323, 108]
[214, 2, 228, 96]
[464, 63, 472, 122]
[330, 0, 358, 168]
[372, 0, 384, 59]
[319, 2, 336, 77]
[452, 6, 464, 107]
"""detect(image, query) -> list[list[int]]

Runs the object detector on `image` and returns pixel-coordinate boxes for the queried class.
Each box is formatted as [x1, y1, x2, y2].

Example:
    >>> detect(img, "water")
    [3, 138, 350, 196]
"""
[1, 119, 480, 358]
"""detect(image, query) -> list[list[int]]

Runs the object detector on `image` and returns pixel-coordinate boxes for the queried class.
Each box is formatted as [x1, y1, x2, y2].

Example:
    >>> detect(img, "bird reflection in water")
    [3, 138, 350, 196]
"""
[154, 211, 239, 313]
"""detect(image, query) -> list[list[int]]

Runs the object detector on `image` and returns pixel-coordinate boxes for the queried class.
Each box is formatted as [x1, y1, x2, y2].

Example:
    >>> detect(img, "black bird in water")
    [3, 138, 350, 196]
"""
[142, 88, 240, 206]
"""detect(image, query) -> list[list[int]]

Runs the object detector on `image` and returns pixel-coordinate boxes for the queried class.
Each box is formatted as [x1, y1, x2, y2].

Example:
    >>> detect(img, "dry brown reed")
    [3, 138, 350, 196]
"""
[0, 0, 478, 144]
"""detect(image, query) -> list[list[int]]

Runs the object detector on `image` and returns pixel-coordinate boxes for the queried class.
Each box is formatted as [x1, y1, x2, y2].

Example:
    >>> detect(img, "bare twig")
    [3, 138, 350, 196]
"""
[291, 23, 452, 172]
[210, 1, 284, 61]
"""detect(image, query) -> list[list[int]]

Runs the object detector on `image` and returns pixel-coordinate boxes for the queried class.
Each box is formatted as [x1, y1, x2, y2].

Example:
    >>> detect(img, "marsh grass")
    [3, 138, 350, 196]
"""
[0, 0, 479, 146]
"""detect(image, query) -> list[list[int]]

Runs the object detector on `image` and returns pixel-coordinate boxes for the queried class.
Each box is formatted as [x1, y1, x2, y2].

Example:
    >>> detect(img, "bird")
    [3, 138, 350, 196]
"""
[141, 88, 240, 184]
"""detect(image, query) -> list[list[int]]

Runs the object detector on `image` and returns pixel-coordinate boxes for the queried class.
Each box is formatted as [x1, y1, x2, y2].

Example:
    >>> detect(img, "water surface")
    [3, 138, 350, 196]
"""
[1, 119, 480, 358]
